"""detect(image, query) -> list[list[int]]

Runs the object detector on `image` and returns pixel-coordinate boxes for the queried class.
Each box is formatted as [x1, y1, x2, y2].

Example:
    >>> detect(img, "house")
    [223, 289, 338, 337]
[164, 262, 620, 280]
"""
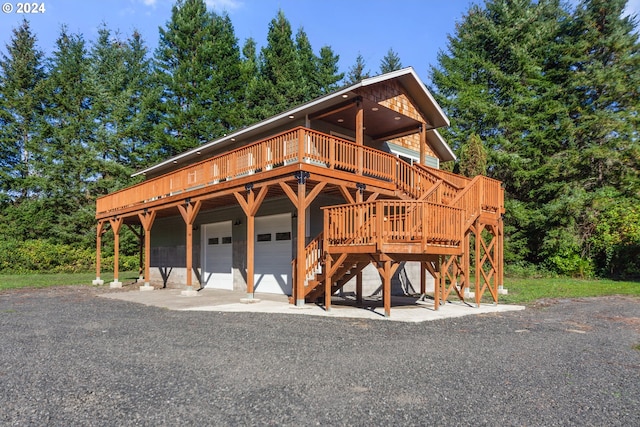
[94, 67, 504, 317]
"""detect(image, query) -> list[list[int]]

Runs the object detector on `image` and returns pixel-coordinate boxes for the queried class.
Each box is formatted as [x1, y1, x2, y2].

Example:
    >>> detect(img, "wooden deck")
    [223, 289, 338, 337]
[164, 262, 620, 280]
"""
[95, 126, 504, 316]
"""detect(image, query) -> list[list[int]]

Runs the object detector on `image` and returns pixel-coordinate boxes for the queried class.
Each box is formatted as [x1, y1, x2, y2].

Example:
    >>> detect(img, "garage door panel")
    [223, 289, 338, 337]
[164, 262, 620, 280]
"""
[203, 221, 233, 290]
[254, 214, 292, 295]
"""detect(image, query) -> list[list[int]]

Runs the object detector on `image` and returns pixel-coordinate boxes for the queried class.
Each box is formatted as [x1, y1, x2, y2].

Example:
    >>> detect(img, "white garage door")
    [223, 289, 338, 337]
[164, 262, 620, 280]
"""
[254, 213, 292, 294]
[202, 221, 233, 290]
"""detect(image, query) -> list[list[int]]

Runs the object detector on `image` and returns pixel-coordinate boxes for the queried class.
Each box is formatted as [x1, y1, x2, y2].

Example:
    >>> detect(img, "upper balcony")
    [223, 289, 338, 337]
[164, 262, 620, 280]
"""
[96, 126, 504, 224]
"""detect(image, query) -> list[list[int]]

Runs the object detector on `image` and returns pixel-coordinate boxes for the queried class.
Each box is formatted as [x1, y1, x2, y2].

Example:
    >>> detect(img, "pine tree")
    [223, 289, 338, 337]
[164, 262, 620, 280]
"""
[380, 48, 403, 73]
[346, 53, 370, 84]
[459, 133, 487, 177]
[90, 26, 155, 194]
[429, 0, 640, 276]
[551, 0, 640, 276]
[295, 27, 320, 99]
[0, 19, 46, 202]
[317, 46, 343, 94]
[39, 27, 98, 245]
[154, 0, 244, 155]
[252, 10, 305, 119]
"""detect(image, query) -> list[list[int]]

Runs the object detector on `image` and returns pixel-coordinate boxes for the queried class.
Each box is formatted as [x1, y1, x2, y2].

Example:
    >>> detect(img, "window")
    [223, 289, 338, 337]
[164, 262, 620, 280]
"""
[275, 232, 291, 241]
[221, 236, 232, 244]
[208, 238, 219, 245]
[257, 233, 272, 242]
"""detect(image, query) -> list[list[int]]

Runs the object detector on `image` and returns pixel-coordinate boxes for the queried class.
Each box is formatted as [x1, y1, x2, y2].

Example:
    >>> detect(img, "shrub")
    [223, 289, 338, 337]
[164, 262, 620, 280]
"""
[0, 239, 138, 274]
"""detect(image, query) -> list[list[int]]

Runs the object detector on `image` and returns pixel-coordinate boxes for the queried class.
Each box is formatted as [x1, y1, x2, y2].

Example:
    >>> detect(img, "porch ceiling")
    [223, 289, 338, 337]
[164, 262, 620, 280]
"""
[312, 98, 422, 141]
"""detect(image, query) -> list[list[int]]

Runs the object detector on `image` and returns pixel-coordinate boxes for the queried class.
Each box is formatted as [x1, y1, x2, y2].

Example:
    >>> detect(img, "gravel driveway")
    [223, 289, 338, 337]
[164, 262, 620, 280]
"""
[1, 286, 638, 426]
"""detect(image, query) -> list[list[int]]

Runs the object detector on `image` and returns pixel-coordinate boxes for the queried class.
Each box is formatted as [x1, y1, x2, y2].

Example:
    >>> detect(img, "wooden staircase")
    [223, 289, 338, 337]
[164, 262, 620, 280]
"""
[293, 159, 503, 306]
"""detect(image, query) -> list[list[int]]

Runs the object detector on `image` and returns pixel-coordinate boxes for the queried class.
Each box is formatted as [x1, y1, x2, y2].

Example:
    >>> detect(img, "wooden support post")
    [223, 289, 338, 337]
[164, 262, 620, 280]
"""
[138, 210, 156, 291]
[296, 174, 307, 306]
[463, 231, 471, 299]
[234, 185, 268, 300]
[474, 221, 482, 308]
[434, 258, 440, 311]
[178, 200, 202, 295]
[109, 217, 123, 288]
[382, 260, 391, 318]
[356, 272, 363, 305]
[419, 124, 427, 165]
[420, 261, 426, 295]
[281, 174, 323, 306]
[325, 253, 333, 312]
[355, 99, 364, 175]
[373, 257, 399, 318]
[497, 217, 506, 296]
[93, 221, 106, 285]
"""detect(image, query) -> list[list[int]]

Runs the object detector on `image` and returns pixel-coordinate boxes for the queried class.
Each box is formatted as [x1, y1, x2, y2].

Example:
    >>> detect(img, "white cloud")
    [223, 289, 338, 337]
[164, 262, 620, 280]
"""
[141, 0, 157, 5]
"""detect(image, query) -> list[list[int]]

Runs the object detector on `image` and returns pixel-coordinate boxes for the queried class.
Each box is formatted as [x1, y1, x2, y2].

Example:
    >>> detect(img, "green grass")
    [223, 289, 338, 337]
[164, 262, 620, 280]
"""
[0, 271, 140, 291]
[1, 272, 638, 305]
[495, 277, 640, 305]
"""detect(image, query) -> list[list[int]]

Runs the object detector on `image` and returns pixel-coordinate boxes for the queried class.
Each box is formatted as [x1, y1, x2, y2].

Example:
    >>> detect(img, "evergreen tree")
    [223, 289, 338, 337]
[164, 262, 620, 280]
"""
[39, 27, 98, 245]
[0, 19, 46, 202]
[154, 0, 244, 155]
[380, 48, 403, 73]
[429, 0, 640, 277]
[295, 27, 320, 99]
[317, 45, 343, 94]
[346, 53, 370, 84]
[251, 10, 305, 119]
[240, 37, 262, 124]
[90, 26, 154, 195]
[548, 0, 640, 276]
[459, 133, 487, 177]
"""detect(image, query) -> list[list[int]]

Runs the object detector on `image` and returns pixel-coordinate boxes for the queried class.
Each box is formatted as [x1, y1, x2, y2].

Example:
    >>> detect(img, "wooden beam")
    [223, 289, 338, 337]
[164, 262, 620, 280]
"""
[138, 210, 156, 288]
[366, 192, 379, 202]
[234, 185, 270, 298]
[308, 100, 356, 120]
[108, 217, 123, 286]
[177, 200, 202, 290]
[295, 177, 306, 306]
[325, 253, 333, 312]
[338, 185, 355, 204]
[279, 181, 298, 205]
[355, 100, 363, 175]
[305, 182, 326, 208]
[419, 124, 427, 165]
[93, 221, 106, 285]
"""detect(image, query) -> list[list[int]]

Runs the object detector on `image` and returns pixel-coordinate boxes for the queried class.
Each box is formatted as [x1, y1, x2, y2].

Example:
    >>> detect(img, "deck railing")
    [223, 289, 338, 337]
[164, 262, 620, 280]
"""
[97, 126, 504, 222]
[322, 200, 463, 251]
[98, 127, 449, 214]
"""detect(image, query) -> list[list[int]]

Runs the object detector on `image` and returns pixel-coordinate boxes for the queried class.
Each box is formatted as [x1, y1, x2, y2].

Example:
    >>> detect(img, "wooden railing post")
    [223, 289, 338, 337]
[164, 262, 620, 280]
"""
[298, 128, 305, 163]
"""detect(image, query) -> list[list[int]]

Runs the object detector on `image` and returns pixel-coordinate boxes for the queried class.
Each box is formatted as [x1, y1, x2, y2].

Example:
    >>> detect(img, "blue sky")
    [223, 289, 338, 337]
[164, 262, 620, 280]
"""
[1, 0, 639, 83]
